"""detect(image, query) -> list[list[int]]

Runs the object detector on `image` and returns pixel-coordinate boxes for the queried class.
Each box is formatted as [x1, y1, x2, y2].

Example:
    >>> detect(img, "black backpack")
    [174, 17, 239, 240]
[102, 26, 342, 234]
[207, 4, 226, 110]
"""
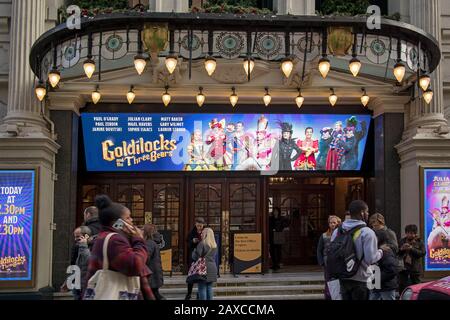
[326, 225, 365, 280]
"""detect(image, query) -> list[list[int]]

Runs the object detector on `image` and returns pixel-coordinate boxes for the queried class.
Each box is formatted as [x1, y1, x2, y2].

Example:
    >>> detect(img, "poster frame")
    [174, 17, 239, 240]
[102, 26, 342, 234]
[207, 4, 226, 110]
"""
[420, 166, 450, 278]
[231, 231, 263, 276]
[0, 167, 39, 289]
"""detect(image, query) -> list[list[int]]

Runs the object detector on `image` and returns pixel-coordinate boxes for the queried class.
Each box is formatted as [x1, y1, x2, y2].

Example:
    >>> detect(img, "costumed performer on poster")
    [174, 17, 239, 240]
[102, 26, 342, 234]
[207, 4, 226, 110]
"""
[185, 129, 209, 171]
[325, 121, 345, 170]
[341, 116, 367, 170]
[205, 118, 229, 170]
[275, 122, 302, 171]
[316, 127, 333, 170]
[427, 196, 450, 251]
[294, 127, 318, 171]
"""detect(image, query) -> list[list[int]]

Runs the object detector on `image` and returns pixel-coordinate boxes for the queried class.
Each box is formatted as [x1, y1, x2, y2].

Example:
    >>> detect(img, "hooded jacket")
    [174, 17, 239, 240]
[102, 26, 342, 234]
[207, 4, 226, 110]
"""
[331, 219, 383, 283]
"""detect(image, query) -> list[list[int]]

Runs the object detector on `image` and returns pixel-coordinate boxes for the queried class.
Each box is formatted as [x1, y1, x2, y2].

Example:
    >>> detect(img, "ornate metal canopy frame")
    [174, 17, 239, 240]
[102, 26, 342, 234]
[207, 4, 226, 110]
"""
[29, 12, 441, 94]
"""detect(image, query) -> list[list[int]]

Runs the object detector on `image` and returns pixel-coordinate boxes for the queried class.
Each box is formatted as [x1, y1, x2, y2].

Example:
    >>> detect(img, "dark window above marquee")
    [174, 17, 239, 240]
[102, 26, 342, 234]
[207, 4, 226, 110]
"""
[315, 0, 388, 15]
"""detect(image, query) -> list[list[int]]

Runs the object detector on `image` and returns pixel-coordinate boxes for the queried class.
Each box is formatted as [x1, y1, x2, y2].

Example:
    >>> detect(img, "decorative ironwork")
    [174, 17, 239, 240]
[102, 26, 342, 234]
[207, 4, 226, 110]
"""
[30, 13, 441, 90]
[216, 32, 245, 59]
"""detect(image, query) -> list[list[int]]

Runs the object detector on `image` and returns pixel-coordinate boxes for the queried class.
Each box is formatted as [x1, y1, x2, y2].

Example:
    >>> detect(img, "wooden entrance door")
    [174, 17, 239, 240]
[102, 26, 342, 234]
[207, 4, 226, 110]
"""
[79, 177, 184, 271]
[189, 178, 260, 273]
[268, 182, 332, 265]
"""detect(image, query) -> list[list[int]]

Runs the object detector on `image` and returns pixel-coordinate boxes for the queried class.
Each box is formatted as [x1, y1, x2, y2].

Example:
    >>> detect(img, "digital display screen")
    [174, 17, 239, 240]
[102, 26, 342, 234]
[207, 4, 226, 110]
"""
[0, 170, 36, 282]
[81, 113, 371, 172]
[423, 168, 450, 271]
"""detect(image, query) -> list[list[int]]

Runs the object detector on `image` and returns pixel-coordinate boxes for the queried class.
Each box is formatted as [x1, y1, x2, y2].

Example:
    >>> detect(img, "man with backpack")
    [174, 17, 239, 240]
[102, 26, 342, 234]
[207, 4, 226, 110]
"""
[327, 200, 383, 300]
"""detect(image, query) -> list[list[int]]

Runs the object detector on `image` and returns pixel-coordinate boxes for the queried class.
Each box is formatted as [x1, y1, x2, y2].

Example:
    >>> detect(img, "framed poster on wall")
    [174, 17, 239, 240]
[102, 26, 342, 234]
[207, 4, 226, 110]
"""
[420, 167, 450, 274]
[0, 169, 38, 288]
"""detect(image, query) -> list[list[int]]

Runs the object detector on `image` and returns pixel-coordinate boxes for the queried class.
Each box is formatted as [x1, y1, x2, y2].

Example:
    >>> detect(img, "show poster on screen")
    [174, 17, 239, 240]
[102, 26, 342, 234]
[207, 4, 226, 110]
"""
[0, 170, 36, 282]
[81, 113, 371, 172]
[423, 168, 450, 271]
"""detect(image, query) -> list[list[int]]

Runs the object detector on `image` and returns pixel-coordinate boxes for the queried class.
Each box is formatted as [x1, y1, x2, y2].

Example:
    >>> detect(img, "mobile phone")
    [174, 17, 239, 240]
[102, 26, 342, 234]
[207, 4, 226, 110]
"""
[113, 218, 126, 230]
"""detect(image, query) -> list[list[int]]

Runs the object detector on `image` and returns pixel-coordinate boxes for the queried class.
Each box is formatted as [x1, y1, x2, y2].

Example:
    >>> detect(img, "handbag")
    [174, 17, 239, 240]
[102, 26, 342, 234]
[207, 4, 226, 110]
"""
[186, 248, 210, 284]
[84, 233, 141, 300]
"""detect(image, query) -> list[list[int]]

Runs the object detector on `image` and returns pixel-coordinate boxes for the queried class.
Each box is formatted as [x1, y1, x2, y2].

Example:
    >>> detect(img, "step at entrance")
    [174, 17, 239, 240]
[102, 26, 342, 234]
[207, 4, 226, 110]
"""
[161, 272, 325, 300]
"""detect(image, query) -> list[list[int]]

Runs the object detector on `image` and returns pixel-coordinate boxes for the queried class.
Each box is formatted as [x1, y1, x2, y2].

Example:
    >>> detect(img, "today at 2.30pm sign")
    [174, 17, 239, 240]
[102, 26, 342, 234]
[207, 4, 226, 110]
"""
[0, 170, 36, 285]
[423, 168, 450, 272]
[81, 113, 371, 172]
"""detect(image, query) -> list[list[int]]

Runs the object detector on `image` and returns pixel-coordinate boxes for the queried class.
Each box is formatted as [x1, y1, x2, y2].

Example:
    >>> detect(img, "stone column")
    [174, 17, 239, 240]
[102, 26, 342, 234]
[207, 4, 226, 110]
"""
[2, 0, 48, 132]
[0, 0, 59, 295]
[274, 0, 315, 15]
[405, 0, 448, 134]
[395, 0, 450, 239]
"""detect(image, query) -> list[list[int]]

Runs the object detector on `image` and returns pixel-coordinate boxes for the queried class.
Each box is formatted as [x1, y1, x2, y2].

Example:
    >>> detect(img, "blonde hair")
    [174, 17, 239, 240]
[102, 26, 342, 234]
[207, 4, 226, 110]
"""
[326, 215, 342, 236]
[202, 228, 217, 249]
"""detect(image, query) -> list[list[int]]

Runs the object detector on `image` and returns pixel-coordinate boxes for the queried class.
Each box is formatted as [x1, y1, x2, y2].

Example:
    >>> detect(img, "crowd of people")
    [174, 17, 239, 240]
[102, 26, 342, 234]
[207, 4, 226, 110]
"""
[316, 200, 426, 300]
[67, 195, 218, 301]
[66, 195, 425, 301]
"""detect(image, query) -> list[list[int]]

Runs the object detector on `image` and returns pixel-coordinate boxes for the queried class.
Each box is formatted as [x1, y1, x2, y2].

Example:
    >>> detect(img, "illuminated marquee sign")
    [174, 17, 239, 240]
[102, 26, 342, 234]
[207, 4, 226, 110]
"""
[82, 113, 371, 172]
[0, 170, 37, 287]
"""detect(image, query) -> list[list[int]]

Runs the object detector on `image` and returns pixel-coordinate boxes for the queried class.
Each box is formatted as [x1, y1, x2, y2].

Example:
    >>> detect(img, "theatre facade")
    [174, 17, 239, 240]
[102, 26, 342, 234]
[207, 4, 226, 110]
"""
[1, 0, 450, 295]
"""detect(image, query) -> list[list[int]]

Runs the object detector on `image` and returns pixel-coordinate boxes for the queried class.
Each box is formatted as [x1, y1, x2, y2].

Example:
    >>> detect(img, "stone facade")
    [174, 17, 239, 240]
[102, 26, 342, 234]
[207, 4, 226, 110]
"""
[0, 0, 450, 293]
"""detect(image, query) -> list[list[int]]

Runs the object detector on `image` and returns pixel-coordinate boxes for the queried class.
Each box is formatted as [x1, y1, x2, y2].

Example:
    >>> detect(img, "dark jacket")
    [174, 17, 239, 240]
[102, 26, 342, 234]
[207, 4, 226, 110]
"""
[383, 227, 399, 254]
[84, 227, 154, 300]
[374, 247, 398, 292]
[192, 242, 218, 283]
[398, 236, 425, 274]
[76, 242, 90, 291]
[145, 233, 164, 289]
[268, 215, 289, 243]
[83, 217, 102, 237]
[187, 227, 202, 266]
[317, 232, 332, 267]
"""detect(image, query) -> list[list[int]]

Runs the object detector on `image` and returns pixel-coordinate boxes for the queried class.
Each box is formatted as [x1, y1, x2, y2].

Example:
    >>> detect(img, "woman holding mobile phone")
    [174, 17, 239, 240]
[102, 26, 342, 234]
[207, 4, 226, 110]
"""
[83, 195, 154, 300]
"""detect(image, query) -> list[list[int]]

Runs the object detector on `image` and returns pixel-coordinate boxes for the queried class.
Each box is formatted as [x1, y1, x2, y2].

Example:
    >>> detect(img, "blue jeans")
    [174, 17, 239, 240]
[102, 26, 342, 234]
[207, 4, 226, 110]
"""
[369, 290, 396, 300]
[198, 282, 214, 300]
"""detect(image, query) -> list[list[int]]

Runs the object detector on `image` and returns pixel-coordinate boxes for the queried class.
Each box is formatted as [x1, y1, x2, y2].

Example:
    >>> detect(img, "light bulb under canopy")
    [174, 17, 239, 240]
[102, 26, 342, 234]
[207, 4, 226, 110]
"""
[263, 94, 272, 106]
[162, 87, 171, 107]
[92, 88, 101, 105]
[281, 58, 294, 78]
[361, 92, 370, 107]
[48, 69, 61, 88]
[243, 57, 255, 76]
[35, 82, 46, 102]
[127, 88, 136, 104]
[230, 87, 238, 107]
[165, 55, 178, 74]
[83, 58, 96, 79]
[423, 88, 434, 105]
[197, 87, 205, 107]
[393, 62, 406, 83]
[318, 56, 331, 79]
[204, 57, 217, 76]
[349, 57, 362, 77]
[329, 89, 338, 107]
[134, 55, 147, 75]
[419, 74, 431, 91]
[295, 93, 304, 109]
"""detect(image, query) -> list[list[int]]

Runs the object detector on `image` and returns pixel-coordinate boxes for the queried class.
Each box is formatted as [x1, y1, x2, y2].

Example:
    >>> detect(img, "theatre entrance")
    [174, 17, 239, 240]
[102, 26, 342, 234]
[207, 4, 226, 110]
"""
[78, 175, 370, 273]
[78, 175, 262, 274]
[267, 177, 371, 267]
[188, 177, 262, 274]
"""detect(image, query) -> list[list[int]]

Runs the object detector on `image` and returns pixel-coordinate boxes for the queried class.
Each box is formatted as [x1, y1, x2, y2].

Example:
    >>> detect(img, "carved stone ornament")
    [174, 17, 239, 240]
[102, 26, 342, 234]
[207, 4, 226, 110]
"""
[142, 23, 169, 61]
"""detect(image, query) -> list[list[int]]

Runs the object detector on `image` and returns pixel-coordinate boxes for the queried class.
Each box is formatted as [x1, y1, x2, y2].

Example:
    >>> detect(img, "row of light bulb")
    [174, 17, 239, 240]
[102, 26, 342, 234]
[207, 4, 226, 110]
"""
[319, 54, 433, 102]
[85, 85, 377, 108]
[35, 51, 433, 106]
